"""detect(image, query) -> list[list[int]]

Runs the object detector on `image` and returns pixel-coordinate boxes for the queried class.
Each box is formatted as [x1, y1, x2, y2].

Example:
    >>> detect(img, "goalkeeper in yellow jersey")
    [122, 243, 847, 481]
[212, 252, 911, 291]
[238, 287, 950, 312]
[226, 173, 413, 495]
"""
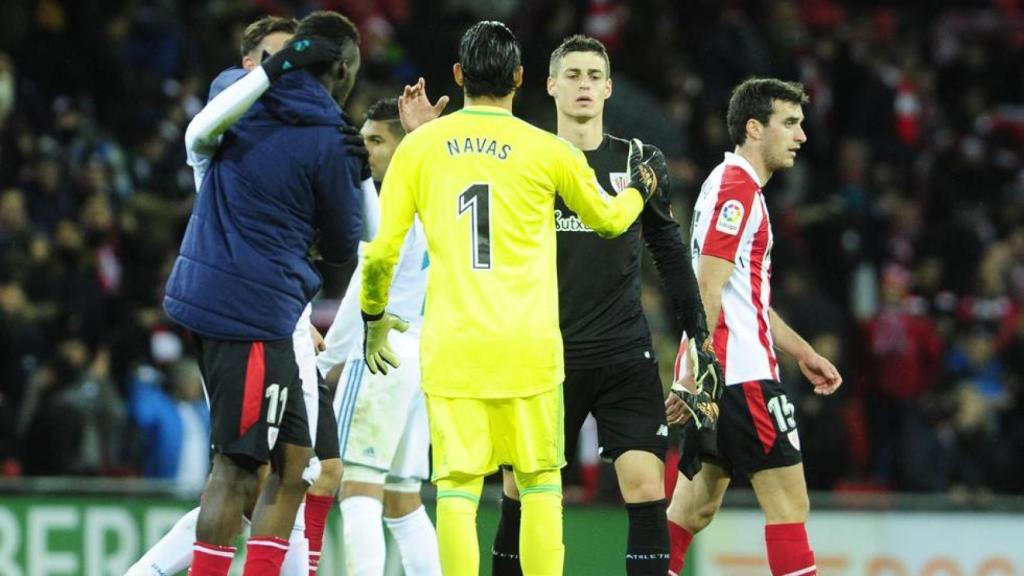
[358, 20, 666, 576]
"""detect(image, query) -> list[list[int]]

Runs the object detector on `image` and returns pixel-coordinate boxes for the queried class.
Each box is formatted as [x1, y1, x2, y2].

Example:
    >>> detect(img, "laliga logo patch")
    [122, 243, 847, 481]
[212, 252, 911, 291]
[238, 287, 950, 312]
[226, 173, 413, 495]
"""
[715, 199, 744, 235]
[609, 172, 629, 193]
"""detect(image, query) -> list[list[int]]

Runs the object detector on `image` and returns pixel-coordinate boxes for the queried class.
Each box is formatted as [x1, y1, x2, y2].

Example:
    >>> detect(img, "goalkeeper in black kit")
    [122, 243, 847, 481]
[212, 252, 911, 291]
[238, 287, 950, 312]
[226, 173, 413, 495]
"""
[485, 35, 724, 576]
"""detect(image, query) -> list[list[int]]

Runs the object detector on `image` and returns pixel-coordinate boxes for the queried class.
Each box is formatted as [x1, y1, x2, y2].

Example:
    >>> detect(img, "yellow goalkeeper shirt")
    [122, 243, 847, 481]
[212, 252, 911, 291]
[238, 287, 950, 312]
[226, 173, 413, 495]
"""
[361, 105, 644, 398]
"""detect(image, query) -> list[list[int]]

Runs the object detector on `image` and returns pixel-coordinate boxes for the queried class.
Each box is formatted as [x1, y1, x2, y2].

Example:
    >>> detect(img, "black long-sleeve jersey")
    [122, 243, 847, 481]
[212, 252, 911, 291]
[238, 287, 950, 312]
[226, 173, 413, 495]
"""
[556, 134, 706, 369]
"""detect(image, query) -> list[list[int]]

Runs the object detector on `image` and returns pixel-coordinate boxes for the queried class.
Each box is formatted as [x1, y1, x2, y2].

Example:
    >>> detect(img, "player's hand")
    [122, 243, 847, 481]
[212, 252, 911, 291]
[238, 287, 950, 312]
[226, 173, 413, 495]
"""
[669, 333, 723, 430]
[626, 139, 665, 201]
[798, 353, 842, 395]
[262, 35, 341, 82]
[340, 112, 371, 180]
[309, 325, 326, 354]
[688, 333, 724, 403]
[643, 143, 670, 198]
[398, 77, 449, 133]
[361, 311, 410, 375]
[669, 378, 719, 431]
[665, 388, 692, 426]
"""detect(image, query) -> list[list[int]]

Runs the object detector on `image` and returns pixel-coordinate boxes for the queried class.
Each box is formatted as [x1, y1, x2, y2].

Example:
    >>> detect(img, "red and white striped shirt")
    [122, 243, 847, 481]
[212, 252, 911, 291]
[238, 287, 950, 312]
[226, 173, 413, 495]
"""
[691, 152, 779, 385]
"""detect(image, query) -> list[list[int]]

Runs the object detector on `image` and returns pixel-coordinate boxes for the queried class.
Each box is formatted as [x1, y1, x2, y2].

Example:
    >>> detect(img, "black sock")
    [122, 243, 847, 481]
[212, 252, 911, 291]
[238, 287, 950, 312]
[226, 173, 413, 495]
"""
[492, 495, 523, 576]
[625, 499, 670, 575]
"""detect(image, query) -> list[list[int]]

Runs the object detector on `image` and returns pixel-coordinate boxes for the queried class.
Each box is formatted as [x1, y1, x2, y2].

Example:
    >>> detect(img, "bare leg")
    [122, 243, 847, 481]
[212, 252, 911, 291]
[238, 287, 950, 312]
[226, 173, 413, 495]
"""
[196, 454, 260, 544]
[250, 442, 313, 538]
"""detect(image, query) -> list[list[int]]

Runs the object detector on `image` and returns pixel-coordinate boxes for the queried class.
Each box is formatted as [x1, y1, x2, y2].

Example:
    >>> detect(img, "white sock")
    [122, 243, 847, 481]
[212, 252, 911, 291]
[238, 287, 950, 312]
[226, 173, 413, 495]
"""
[127, 506, 199, 576]
[281, 503, 309, 576]
[340, 496, 386, 576]
[384, 506, 441, 576]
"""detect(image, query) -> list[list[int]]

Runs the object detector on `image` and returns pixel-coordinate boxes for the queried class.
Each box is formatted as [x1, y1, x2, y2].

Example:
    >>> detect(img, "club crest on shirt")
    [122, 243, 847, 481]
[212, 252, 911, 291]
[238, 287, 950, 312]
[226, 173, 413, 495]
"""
[715, 199, 744, 235]
[609, 172, 629, 193]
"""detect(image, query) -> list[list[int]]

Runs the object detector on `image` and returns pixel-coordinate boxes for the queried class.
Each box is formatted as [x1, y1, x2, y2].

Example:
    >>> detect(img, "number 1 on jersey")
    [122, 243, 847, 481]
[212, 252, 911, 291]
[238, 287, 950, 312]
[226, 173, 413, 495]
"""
[458, 184, 492, 269]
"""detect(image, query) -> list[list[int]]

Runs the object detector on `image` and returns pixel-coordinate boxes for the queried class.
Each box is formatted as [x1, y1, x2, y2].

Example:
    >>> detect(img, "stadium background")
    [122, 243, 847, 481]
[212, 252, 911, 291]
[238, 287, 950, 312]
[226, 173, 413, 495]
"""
[1, 0, 1023, 573]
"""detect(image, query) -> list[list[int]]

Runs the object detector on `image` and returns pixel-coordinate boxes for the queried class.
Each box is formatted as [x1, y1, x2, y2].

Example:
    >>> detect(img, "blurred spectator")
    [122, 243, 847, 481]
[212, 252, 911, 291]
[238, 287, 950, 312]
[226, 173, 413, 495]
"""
[127, 358, 209, 490]
[17, 342, 126, 476]
[0, 52, 14, 128]
[860, 265, 943, 489]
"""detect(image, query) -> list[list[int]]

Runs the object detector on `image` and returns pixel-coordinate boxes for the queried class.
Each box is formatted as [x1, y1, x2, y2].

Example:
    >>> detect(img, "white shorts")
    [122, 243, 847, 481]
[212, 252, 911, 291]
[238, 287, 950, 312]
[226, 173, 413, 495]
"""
[333, 330, 429, 481]
[291, 304, 319, 449]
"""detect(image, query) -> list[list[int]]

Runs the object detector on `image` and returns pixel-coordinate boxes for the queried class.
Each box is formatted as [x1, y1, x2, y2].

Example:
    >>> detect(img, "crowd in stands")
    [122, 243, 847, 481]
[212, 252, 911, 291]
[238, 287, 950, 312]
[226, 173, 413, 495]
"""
[1, 0, 1022, 501]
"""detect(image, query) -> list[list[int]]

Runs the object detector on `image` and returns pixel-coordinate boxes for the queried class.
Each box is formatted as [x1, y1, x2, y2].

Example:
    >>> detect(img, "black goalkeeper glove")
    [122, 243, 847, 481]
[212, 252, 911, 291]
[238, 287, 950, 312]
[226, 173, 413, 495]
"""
[643, 143, 670, 199]
[262, 35, 341, 82]
[626, 138, 668, 201]
[689, 333, 724, 403]
[670, 333, 724, 430]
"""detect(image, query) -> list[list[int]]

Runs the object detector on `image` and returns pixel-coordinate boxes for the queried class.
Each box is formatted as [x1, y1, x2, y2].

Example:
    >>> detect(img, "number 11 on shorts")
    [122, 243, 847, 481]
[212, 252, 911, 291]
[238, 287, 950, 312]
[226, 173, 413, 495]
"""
[266, 383, 288, 426]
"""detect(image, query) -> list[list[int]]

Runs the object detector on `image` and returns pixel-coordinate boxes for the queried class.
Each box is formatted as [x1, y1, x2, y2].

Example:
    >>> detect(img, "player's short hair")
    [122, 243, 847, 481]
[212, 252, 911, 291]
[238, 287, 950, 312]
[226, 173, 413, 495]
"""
[295, 10, 361, 76]
[240, 16, 298, 58]
[727, 78, 809, 146]
[365, 97, 404, 137]
[548, 34, 610, 77]
[458, 21, 521, 99]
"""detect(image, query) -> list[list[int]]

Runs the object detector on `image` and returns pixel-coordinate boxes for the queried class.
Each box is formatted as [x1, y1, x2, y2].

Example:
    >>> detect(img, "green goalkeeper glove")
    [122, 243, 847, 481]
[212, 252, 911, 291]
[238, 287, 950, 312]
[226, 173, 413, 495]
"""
[361, 311, 410, 375]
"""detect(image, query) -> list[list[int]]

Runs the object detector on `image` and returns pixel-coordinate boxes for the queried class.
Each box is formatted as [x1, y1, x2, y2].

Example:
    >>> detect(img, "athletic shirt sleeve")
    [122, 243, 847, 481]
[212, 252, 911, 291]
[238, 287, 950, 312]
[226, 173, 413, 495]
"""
[700, 170, 757, 262]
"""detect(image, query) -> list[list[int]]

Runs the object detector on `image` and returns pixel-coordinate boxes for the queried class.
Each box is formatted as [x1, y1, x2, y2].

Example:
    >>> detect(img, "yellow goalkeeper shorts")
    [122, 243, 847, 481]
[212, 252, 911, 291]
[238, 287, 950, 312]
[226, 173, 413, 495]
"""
[426, 387, 566, 482]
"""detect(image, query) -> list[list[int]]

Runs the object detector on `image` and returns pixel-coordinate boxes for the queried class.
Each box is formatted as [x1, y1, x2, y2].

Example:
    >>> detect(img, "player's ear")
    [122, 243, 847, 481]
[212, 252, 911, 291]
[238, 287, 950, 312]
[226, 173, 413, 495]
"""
[746, 118, 763, 142]
[453, 63, 464, 88]
[605, 77, 613, 99]
[546, 75, 556, 96]
[513, 65, 523, 89]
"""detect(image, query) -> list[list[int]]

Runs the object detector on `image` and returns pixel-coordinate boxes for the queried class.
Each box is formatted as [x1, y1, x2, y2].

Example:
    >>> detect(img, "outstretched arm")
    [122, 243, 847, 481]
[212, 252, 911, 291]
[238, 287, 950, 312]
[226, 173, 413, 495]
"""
[185, 67, 271, 164]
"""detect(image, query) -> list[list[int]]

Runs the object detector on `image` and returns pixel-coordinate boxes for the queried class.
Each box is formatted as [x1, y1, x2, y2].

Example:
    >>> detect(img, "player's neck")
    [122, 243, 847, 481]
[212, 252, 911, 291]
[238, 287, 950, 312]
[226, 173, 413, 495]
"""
[735, 145, 773, 186]
[465, 94, 515, 112]
[557, 114, 603, 151]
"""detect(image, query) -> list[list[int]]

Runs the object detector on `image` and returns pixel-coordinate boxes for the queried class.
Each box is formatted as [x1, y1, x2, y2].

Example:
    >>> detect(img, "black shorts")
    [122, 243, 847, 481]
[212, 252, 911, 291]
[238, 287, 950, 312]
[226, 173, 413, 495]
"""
[564, 356, 667, 462]
[314, 373, 339, 460]
[195, 335, 311, 467]
[678, 379, 802, 479]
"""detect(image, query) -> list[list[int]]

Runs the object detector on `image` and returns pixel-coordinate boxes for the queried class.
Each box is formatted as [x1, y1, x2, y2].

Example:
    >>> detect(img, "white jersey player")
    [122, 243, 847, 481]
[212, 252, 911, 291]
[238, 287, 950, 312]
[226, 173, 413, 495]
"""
[316, 97, 441, 576]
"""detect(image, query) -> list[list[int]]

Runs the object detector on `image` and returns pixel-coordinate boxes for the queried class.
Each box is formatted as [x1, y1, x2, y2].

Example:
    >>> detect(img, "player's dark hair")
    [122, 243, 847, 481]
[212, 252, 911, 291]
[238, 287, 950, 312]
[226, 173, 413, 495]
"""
[365, 97, 404, 137]
[458, 21, 521, 99]
[548, 34, 610, 77]
[240, 16, 298, 58]
[727, 78, 809, 146]
[366, 97, 398, 122]
[295, 10, 361, 77]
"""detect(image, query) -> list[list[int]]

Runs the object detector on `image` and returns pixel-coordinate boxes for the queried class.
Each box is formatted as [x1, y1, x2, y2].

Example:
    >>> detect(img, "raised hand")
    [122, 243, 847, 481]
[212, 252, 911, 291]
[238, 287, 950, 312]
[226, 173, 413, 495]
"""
[398, 77, 450, 133]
